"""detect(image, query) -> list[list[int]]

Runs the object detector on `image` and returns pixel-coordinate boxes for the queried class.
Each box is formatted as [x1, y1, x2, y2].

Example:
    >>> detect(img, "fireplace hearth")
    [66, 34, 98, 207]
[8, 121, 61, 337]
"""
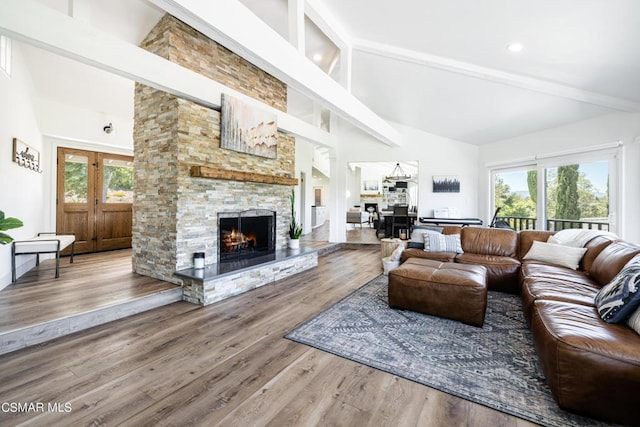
[218, 209, 276, 263]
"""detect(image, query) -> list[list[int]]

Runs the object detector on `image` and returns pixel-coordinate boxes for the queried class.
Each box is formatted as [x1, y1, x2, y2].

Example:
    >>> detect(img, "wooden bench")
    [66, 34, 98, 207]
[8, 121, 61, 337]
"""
[11, 233, 75, 282]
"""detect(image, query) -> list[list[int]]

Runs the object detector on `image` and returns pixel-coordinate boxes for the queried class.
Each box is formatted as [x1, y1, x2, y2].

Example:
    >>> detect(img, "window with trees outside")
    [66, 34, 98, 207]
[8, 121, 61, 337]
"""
[492, 150, 617, 233]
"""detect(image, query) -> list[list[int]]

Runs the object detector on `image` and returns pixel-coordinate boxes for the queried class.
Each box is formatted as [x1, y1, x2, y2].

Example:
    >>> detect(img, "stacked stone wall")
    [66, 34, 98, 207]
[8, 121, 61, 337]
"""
[133, 14, 294, 281]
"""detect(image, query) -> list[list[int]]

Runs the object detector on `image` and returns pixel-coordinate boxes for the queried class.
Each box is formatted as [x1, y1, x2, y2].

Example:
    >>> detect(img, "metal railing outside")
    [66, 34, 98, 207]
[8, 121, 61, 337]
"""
[497, 216, 609, 232]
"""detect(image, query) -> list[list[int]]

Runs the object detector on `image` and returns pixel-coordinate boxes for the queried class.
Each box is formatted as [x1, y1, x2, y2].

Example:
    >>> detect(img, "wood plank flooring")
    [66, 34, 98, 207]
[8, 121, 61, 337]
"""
[0, 250, 182, 354]
[0, 247, 538, 427]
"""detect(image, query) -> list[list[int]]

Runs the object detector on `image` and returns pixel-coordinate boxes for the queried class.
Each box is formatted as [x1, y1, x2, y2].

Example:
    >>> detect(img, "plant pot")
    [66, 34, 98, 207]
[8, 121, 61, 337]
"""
[288, 238, 300, 249]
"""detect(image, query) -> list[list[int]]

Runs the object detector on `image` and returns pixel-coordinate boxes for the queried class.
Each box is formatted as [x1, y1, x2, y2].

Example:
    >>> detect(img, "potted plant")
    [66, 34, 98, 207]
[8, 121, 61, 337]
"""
[288, 189, 303, 249]
[0, 210, 24, 245]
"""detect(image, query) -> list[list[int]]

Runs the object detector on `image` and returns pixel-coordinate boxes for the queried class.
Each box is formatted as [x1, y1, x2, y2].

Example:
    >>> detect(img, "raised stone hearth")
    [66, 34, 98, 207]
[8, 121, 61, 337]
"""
[177, 248, 318, 306]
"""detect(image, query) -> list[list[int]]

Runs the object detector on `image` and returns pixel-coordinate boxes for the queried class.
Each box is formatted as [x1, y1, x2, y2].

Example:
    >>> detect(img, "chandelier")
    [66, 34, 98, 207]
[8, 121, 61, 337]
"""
[385, 163, 411, 181]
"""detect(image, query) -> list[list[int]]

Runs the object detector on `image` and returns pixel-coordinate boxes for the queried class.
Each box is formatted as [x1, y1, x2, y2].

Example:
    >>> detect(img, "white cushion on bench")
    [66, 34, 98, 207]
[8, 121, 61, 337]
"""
[13, 235, 75, 254]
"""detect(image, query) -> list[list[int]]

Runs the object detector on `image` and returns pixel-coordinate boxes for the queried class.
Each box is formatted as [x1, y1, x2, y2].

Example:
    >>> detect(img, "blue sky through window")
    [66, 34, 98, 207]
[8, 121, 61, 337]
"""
[500, 161, 608, 194]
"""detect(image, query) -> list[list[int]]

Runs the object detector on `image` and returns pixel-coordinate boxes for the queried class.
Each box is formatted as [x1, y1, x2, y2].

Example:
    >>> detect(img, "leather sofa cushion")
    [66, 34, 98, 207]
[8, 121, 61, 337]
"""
[400, 248, 456, 264]
[521, 261, 599, 287]
[461, 227, 518, 257]
[521, 276, 600, 324]
[589, 241, 640, 285]
[581, 235, 615, 272]
[517, 230, 554, 259]
[439, 225, 462, 235]
[531, 300, 640, 425]
[455, 252, 520, 294]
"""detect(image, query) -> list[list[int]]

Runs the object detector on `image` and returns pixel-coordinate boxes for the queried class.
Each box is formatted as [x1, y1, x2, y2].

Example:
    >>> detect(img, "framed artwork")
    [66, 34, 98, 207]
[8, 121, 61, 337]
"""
[433, 175, 460, 193]
[220, 93, 278, 159]
[363, 180, 379, 192]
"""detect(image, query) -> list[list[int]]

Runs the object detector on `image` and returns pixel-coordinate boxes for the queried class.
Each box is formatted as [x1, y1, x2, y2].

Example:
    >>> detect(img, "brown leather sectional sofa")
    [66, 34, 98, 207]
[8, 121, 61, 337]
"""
[401, 226, 640, 425]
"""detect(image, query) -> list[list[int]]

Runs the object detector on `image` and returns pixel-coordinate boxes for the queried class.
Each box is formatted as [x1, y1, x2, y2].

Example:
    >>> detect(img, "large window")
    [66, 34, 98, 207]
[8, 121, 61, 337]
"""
[494, 167, 537, 230]
[544, 160, 609, 231]
[491, 148, 618, 233]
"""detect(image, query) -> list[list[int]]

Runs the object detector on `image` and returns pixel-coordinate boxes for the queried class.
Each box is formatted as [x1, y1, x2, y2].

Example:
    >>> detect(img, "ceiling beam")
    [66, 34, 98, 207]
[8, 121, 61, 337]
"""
[148, 0, 401, 147]
[0, 0, 334, 148]
[353, 38, 640, 113]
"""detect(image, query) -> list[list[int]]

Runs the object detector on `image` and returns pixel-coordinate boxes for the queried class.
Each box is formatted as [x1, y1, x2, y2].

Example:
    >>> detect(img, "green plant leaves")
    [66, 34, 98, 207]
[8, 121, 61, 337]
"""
[0, 210, 24, 245]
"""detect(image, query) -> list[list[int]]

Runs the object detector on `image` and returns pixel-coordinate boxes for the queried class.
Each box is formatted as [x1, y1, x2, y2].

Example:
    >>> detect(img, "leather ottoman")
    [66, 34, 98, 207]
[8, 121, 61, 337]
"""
[388, 258, 488, 326]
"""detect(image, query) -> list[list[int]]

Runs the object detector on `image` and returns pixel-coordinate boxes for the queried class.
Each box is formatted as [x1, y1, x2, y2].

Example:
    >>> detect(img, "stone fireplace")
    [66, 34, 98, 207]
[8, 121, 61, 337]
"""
[131, 14, 317, 305]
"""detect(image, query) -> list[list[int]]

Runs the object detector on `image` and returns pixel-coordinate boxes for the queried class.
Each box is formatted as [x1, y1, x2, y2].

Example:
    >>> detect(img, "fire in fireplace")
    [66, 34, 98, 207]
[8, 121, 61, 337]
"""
[218, 210, 276, 262]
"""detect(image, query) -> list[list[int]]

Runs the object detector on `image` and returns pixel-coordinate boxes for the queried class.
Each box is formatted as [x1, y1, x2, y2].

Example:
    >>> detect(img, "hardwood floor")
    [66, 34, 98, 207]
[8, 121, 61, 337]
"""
[0, 250, 182, 355]
[0, 247, 538, 427]
[304, 221, 383, 245]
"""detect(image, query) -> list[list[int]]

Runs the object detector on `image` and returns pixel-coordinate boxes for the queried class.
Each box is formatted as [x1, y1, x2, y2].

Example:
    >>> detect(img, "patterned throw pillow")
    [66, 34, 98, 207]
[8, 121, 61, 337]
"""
[424, 233, 463, 254]
[594, 256, 640, 323]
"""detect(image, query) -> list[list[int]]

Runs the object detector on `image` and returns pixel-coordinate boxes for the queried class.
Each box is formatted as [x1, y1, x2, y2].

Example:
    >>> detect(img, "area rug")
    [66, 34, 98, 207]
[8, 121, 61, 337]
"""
[286, 275, 614, 427]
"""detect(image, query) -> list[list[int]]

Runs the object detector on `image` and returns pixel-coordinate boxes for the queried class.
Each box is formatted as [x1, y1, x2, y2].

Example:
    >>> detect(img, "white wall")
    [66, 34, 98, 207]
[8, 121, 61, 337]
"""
[331, 120, 479, 241]
[36, 97, 134, 149]
[295, 136, 315, 235]
[478, 112, 640, 243]
[346, 165, 361, 209]
[0, 43, 46, 288]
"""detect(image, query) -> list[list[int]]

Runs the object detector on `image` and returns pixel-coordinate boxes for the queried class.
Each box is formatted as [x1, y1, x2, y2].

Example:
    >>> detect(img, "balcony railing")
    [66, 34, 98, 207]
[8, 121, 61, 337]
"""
[497, 216, 609, 232]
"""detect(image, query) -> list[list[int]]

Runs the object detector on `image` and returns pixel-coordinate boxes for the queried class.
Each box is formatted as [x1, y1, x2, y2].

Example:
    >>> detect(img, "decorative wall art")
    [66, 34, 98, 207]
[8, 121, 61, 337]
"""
[13, 138, 42, 173]
[363, 180, 379, 192]
[433, 175, 460, 193]
[220, 93, 278, 159]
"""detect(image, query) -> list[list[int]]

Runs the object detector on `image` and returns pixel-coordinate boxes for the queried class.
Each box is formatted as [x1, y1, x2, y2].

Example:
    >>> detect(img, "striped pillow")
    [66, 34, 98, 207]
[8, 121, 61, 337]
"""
[424, 233, 463, 253]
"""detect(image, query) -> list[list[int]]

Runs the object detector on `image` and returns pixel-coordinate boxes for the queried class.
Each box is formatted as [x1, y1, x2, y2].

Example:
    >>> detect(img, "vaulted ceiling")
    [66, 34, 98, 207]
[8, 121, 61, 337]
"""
[22, 0, 640, 146]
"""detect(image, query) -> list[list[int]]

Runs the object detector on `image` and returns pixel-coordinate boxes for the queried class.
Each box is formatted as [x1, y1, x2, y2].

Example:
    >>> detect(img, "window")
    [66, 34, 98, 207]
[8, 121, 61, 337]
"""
[491, 147, 618, 233]
[543, 159, 611, 232]
[0, 35, 11, 76]
[493, 167, 537, 230]
[103, 158, 134, 203]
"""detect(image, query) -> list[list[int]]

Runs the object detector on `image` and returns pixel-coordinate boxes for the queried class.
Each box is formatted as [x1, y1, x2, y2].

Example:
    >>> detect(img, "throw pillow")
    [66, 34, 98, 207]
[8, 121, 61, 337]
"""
[522, 241, 587, 270]
[595, 256, 640, 323]
[409, 228, 442, 249]
[389, 243, 404, 262]
[424, 233, 463, 253]
[627, 306, 640, 336]
[410, 228, 442, 242]
[407, 242, 425, 249]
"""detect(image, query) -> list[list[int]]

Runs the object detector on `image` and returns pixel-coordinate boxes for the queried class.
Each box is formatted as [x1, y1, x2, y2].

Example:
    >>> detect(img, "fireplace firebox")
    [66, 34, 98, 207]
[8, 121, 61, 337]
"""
[218, 210, 276, 263]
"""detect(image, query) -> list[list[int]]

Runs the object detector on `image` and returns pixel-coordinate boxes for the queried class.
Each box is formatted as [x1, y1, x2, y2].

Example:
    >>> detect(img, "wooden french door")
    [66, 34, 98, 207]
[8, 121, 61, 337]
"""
[56, 147, 133, 254]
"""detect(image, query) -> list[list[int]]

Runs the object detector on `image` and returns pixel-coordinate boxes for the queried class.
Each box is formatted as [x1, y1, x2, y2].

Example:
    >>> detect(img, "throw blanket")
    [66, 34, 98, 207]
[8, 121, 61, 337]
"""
[548, 228, 618, 248]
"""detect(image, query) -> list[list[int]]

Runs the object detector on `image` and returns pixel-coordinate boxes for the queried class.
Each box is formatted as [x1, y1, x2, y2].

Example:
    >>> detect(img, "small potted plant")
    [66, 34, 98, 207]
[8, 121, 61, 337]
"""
[0, 210, 24, 245]
[288, 189, 303, 249]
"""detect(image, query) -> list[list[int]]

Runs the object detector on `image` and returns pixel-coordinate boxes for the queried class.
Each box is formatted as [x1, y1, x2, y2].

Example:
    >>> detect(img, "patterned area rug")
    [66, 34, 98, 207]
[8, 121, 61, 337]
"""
[286, 275, 614, 427]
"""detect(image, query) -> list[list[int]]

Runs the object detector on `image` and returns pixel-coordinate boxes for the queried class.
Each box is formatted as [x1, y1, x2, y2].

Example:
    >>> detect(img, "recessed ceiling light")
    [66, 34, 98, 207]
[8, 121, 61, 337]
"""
[312, 53, 323, 62]
[507, 43, 523, 53]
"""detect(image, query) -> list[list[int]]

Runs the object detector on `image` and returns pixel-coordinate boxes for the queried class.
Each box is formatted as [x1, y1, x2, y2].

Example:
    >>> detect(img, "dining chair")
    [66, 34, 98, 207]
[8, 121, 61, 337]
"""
[391, 204, 410, 238]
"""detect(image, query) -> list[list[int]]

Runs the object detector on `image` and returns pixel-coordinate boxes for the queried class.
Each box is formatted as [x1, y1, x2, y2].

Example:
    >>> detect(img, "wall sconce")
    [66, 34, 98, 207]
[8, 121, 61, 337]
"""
[103, 122, 113, 134]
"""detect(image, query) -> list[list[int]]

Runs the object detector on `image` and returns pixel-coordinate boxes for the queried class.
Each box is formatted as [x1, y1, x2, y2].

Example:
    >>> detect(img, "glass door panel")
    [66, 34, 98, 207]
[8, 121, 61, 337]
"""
[545, 160, 610, 231]
[63, 154, 89, 203]
[102, 158, 134, 203]
[493, 168, 537, 230]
